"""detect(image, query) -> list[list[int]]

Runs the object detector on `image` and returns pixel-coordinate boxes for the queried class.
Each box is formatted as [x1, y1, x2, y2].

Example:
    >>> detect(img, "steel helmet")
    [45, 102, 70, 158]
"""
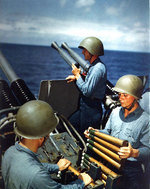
[14, 100, 59, 139]
[113, 75, 143, 99]
[78, 37, 104, 56]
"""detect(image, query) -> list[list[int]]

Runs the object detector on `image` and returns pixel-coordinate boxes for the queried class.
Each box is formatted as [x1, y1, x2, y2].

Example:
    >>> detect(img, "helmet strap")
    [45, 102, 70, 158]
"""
[90, 55, 98, 64]
[124, 99, 136, 111]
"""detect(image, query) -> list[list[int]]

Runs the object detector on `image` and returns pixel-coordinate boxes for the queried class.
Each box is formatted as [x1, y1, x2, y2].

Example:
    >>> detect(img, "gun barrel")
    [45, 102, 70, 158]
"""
[51, 42, 76, 67]
[51, 41, 59, 51]
[0, 52, 36, 105]
[61, 42, 90, 72]
[0, 51, 19, 83]
[0, 78, 20, 109]
[0, 52, 19, 82]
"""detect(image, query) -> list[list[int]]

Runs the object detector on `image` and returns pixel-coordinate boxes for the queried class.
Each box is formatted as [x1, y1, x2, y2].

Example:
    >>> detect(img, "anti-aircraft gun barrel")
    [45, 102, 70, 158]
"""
[51, 42, 76, 67]
[61, 42, 90, 72]
[0, 52, 19, 83]
[0, 52, 36, 105]
[0, 76, 19, 110]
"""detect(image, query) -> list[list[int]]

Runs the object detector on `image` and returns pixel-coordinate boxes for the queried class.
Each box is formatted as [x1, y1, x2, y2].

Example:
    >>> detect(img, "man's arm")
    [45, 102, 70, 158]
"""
[118, 123, 150, 160]
[42, 158, 71, 173]
[76, 64, 105, 97]
[118, 143, 139, 159]
[31, 170, 85, 189]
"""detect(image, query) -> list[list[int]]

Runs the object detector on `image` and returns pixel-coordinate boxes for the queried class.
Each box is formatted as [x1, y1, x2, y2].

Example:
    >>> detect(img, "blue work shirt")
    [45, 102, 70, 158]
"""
[139, 89, 150, 115]
[76, 58, 107, 100]
[101, 106, 150, 162]
[2, 142, 84, 189]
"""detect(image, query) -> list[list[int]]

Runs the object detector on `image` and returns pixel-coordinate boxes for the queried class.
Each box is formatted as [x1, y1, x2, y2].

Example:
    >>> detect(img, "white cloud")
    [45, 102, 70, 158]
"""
[105, 2, 128, 17]
[59, 0, 67, 7]
[0, 23, 12, 31]
[0, 15, 149, 52]
[106, 7, 119, 16]
[75, 0, 95, 8]
[134, 22, 142, 28]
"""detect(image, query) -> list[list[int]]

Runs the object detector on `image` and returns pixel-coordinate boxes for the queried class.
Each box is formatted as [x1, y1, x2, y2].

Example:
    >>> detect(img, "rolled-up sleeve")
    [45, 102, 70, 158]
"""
[76, 63, 106, 98]
[137, 122, 150, 161]
[42, 162, 59, 173]
[100, 109, 113, 135]
[31, 169, 85, 189]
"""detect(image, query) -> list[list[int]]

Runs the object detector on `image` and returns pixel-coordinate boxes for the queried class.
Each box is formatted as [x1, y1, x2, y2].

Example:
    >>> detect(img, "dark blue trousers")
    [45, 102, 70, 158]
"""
[69, 96, 102, 139]
[114, 161, 145, 189]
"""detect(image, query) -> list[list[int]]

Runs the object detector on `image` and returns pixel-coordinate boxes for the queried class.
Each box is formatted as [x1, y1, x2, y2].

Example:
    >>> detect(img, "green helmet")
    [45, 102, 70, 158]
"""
[14, 100, 59, 139]
[78, 37, 104, 56]
[113, 75, 143, 99]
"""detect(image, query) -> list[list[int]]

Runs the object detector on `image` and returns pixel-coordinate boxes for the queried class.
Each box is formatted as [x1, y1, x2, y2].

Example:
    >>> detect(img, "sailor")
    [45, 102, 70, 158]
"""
[139, 87, 150, 115]
[66, 36, 107, 138]
[139, 86, 150, 189]
[1, 100, 92, 189]
[84, 75, 150, 189]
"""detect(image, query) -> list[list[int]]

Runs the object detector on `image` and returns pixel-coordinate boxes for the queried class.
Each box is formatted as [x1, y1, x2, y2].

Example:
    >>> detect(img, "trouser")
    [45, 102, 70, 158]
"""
[69, 96, 102, 140]
[114, 161, 144, 189]
[143, 161, 150, 189]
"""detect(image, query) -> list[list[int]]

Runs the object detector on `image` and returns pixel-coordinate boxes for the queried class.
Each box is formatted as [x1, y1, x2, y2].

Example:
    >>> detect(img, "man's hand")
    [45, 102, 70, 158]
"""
[118, 143, 139, 159]
[72, 64, 81, 80]
[78, 173, 93, 186]
[66, 75, 76, 83]
[57, 159, 71, 171]
[84, 127, 99, 138]
[66, 64, 81, 83]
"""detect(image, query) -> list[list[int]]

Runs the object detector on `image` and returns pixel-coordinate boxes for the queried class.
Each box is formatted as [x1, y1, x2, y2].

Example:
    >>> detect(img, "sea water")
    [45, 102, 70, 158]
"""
[0, 43, 149, 98]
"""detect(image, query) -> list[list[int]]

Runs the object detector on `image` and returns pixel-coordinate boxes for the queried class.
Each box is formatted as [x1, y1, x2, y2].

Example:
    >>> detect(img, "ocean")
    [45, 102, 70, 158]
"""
[0, 43, 149, 98]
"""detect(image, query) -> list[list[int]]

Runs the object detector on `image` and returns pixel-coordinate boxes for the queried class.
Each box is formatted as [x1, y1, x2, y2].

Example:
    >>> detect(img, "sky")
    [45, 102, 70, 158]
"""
[0, 0, 149, 52]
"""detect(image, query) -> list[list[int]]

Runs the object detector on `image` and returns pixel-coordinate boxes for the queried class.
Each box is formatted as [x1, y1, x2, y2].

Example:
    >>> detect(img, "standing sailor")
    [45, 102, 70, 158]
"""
[66, 37, 107, 138]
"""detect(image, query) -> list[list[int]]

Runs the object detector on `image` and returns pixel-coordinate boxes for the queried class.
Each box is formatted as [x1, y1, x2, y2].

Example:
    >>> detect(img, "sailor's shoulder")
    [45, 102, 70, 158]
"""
[112, 106, 121, 112]
[110, 106, 121, 117]
[90, 62, 106, 72]
[141, 110, 150, 123]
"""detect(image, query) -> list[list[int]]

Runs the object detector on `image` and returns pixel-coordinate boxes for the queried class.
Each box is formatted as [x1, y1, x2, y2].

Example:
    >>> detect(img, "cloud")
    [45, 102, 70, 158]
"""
[75, 0, 95, 8]
[0, 14, 149, 52]
[0, 23, 12, 31]
[106, 7, 119, 16]
[105, 1, 129, 17]
[59, 0, 67, 7]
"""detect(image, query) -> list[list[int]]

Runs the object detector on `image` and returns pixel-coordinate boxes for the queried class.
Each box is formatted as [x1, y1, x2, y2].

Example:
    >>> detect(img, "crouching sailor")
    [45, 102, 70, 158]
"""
[2, 100, 92, 189]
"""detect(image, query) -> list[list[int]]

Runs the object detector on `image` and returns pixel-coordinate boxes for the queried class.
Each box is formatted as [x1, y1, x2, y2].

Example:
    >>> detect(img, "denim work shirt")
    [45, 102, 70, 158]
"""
[76, 58, 107, 100]
[101, 106, 150, 162]
[2, 142, 84, 189]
